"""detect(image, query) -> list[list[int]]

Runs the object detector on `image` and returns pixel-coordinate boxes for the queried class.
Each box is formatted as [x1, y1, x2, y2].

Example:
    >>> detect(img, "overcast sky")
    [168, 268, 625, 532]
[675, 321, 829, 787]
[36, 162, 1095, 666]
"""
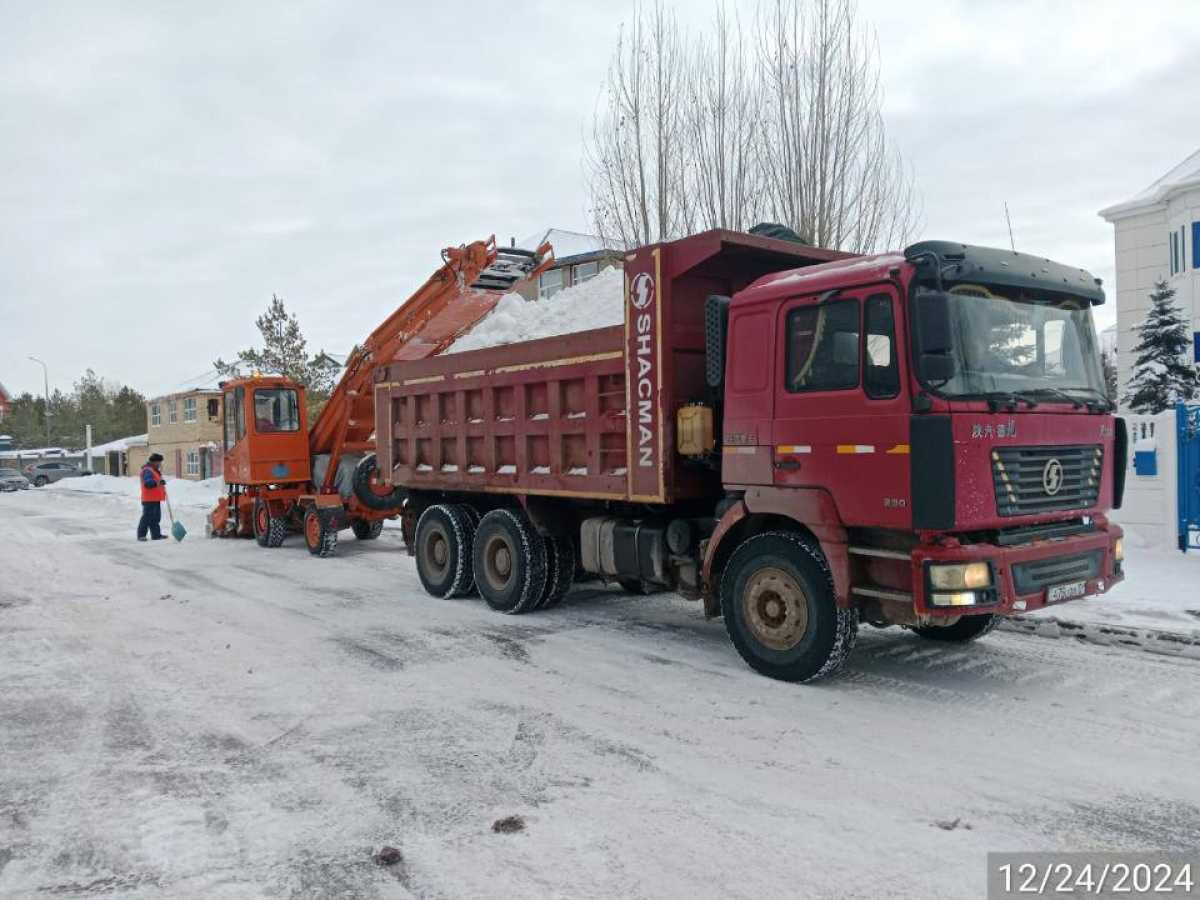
[3, 0, 1198, 400]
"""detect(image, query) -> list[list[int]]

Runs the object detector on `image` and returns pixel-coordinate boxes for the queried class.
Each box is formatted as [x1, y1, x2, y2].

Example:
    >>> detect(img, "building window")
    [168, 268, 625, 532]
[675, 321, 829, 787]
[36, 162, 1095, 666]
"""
[572, 261, 599, 284]
[539, 268, 564, 298]
[168, 401, 178, 424]
[150, 403, 161, 427]
[207, 398, 220, 421]
[1183, 225, 1189, 272]
[183, 397, 197, 423]
[186, 449, 200, 476]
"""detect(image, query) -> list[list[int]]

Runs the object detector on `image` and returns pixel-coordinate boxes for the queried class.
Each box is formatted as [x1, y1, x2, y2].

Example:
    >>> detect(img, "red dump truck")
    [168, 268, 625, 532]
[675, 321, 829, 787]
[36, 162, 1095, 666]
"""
[373, 229, 1126, 681]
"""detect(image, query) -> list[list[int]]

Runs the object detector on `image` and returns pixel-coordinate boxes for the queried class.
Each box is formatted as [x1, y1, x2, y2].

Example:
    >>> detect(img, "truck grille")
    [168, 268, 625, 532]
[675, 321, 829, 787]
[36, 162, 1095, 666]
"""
[1011, 551, 1101, 595]
[992, 445, 1102, 517]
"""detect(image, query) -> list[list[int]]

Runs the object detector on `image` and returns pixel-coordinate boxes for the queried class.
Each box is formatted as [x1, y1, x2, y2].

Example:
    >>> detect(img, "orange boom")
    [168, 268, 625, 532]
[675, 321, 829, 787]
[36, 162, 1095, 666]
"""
[208, 236, 553, 555]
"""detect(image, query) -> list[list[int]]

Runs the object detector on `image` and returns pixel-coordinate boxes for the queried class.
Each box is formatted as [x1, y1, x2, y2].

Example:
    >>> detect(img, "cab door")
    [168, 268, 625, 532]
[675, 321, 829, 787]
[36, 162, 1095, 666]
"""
[771, 285, 911, 528]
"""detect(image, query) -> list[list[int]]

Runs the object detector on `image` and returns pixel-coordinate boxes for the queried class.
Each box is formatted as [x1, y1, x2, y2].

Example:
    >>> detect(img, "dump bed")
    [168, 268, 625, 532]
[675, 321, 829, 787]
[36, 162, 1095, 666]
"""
[373, 229, 848, 504]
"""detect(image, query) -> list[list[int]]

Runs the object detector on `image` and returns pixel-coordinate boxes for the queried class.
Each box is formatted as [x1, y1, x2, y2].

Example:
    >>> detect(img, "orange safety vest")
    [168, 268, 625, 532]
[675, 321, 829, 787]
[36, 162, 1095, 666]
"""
[140, 465, 166, 503]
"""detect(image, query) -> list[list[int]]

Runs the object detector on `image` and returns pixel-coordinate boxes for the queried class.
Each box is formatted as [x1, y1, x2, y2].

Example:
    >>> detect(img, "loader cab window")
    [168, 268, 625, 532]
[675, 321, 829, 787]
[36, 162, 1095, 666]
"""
[253, 388, 301, 433]
[864, 294, 900, 399]
[785, 298, 860, 392]
[224, 388, 245, 450]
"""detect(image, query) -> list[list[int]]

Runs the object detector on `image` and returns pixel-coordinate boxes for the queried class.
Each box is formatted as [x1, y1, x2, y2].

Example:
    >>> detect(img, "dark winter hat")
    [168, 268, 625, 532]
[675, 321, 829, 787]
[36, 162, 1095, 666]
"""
[148, 452, 164, 463]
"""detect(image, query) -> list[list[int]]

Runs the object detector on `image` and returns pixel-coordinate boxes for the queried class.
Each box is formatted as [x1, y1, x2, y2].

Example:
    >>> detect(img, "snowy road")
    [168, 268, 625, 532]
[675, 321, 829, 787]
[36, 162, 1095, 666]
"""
[2, 489, 1200, 899]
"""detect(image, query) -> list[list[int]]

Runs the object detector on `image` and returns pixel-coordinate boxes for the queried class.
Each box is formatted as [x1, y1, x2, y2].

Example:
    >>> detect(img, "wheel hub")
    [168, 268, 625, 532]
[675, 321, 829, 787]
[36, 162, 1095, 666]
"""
[743, 566, 809, 651]
[483, 535, 514, 590]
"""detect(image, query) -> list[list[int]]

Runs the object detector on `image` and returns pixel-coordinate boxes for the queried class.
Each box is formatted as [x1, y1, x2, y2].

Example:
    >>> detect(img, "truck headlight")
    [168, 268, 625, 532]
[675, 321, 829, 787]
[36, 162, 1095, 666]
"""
[928, 562, 992, 591]
[1114, 538, 1124, 563]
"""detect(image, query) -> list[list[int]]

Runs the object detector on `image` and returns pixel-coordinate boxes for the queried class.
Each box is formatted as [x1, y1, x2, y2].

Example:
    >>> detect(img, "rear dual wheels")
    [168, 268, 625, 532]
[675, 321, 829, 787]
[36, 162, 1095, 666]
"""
[720, 532, 858, 683]
[414, 505, 574, 612]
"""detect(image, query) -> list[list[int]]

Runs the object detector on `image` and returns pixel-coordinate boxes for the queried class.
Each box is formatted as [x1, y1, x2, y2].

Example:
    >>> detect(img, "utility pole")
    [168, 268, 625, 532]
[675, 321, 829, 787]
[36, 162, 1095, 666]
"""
[28, 356, 50, 447]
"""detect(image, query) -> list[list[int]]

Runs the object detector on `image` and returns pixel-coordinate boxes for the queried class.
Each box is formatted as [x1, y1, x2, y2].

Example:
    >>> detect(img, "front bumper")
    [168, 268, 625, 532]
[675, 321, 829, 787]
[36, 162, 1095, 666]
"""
[911, 523, 1124, 616]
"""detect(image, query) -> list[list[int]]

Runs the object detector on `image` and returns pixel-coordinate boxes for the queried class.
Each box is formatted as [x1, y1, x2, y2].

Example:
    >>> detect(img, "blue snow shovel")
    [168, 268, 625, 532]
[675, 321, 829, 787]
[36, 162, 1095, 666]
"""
[165, 492, 187, 541]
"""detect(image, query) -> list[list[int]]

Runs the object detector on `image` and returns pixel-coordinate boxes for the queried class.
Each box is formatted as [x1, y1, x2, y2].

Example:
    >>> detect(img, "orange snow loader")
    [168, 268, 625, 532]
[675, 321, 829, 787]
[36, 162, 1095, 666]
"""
[207, 236, 553, 555]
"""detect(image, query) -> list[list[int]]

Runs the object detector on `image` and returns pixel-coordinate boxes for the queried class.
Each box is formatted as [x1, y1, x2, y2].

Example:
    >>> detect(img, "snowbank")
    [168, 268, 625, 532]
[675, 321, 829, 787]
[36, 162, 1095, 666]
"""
[447, 265, 624, 354]
[45, 474, 223, 510]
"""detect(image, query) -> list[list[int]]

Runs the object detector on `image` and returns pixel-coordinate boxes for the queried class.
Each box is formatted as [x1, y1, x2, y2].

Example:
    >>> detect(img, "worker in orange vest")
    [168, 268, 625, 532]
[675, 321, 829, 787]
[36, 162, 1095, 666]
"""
[137, 453, 168, 541]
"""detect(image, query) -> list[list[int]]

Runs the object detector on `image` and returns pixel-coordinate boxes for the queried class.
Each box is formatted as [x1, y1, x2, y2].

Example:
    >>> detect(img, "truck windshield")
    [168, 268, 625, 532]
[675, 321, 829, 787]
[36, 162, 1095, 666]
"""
[918, 287, 1106, 402]
[253, 388, 301, 433]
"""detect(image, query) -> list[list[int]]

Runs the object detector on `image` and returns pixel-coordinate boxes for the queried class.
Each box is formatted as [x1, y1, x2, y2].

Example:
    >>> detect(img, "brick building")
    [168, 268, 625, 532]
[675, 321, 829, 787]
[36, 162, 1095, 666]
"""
[134, 389, 224, 480]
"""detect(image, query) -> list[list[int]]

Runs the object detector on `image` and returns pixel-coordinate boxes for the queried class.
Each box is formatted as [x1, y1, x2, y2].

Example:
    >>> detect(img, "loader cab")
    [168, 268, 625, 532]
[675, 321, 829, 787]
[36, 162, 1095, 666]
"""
[221, 375, 312, 486]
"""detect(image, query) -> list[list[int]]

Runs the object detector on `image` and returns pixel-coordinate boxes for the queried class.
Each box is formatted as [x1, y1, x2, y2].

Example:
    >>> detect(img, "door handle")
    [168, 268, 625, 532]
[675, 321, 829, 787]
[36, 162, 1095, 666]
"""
[774, 459, 801, 471]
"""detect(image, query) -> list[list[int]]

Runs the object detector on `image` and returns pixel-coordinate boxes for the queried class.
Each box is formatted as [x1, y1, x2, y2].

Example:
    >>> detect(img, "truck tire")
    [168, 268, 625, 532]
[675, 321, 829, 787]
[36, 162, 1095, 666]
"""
[352, 454, 406, 511]
[472, 509, 547, 615]
[720, 531, 858, 683]
[539, 534, 575, 609]
[415, 504, 476, 598]
[253, 498, 287, 548]
[618, 578, 653, 595]
[351, 518, 384, 540]
[911, 614, 997, 643]
[303, 508, 338, 558]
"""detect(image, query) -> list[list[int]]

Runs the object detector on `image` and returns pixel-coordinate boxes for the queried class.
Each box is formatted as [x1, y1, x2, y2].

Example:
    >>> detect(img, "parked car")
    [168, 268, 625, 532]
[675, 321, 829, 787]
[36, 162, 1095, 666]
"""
[23, 461, 86, 487]
[0, 468, 31, 491]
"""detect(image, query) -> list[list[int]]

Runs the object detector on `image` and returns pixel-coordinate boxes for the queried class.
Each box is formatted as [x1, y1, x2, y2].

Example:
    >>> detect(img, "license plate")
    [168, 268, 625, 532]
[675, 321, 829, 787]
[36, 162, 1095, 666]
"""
[1046, 580, 1087, 603]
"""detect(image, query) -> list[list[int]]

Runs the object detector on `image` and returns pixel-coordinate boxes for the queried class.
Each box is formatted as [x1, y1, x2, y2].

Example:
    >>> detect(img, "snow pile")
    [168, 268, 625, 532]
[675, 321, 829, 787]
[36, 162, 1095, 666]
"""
[447, 265, 624, 354]
[45, 474, 224, 510]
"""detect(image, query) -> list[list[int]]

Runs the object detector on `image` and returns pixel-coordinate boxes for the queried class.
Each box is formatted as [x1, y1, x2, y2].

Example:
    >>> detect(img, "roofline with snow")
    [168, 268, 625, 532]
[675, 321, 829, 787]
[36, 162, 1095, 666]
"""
[1099, 148, 1200, 221]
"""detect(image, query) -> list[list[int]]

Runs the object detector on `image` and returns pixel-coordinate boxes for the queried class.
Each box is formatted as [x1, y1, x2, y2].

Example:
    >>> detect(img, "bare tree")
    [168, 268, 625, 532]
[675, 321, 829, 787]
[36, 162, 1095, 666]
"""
[757, 0, 920, 251]
[585, 0, 920, 252]
[586, 1, 689, 248]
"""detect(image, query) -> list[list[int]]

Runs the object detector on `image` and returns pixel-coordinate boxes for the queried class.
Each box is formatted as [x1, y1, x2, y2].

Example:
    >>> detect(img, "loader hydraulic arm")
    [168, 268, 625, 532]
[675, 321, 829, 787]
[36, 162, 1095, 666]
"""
[309, 236, 552, 493]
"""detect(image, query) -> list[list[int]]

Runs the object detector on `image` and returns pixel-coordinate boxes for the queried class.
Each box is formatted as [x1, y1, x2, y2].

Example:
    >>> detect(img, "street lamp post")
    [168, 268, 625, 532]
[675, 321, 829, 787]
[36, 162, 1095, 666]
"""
[28, 356, 50, 447]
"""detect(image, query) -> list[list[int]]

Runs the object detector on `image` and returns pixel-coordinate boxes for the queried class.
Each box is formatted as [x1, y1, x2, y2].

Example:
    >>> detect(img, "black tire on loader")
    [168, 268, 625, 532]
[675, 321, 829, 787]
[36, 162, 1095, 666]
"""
[253, 498, 287, 548]
[910, 614, 997, 643]
[719, 531, 858, 683]
[414, 504, 476, 598]
[351, 519, 384, 541]
[352, 454, 406, 511]
[472, 509, 547, 615]
[303, 508, 338, 558]
[538, 534, 575, 609]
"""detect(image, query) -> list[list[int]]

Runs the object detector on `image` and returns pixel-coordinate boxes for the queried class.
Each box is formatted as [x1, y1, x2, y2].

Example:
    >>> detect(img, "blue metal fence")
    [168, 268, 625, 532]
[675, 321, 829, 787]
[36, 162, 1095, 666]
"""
[1179, 403, 1200, 552]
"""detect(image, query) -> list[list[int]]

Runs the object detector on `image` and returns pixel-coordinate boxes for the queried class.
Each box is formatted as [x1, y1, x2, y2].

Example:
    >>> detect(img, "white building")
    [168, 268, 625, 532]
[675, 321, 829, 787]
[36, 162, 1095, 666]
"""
[1099, 148, 1200, 410]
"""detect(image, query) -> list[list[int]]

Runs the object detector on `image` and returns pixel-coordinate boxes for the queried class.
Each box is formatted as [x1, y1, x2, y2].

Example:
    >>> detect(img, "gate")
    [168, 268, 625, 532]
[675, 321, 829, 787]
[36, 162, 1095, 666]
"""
[1179, 403, 1200, 552]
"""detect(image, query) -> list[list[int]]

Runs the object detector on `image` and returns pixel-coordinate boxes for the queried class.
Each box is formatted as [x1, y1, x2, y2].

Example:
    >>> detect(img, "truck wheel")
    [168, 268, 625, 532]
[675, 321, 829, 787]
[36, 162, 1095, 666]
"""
[352, 454, 406, 511]
[253, 498, 287, 548]
[617, 578, 653, 595]
[720, 531, 858, 683]
[415, 505, 476, 598]
[911, 614, 997, 643]
[303, 508, 338, 558]
[351, 518, 384, 540]
[539, 535, 575, 609]
[472, 509, 547, 614]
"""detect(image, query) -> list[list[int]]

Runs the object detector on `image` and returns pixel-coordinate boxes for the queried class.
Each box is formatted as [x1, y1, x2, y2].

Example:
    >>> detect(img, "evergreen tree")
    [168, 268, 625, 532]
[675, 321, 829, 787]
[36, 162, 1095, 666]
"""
[213, 295, 342, 413]
[1123, 279, 1199, 414]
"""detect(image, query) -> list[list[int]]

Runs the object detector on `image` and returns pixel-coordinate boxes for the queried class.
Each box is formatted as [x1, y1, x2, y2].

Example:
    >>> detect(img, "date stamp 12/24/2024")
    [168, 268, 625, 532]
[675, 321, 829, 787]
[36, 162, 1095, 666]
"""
[988, 854, 1197, 898]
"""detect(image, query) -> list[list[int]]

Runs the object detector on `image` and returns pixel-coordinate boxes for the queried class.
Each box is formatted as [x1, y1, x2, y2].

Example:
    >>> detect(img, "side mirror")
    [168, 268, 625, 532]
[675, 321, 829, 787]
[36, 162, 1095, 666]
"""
[916, 292, 952, 354]
[920, 353, 956, 382]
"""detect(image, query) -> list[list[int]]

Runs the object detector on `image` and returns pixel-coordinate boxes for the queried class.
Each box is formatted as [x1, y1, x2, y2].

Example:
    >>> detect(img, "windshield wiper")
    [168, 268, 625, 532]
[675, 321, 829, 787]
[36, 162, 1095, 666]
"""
[1027, 387, 1113, 412]
[983, 391, 1038, 412]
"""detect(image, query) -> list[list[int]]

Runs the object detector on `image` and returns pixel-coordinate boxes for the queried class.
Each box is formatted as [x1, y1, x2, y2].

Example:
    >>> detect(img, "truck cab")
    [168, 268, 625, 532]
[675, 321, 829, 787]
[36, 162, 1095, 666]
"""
[708, 241, 1124, 674]
[220, 375, 312, 487]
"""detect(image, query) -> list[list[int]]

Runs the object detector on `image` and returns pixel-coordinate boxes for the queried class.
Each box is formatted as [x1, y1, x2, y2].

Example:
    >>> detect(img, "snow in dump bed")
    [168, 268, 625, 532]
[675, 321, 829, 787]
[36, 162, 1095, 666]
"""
[446, 265, 624, 354]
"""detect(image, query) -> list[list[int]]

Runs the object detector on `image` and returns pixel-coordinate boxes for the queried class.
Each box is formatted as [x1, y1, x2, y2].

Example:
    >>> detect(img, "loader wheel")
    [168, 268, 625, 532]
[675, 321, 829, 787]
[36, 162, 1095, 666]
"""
[415, 504, 476, 598]
[910, 614, 997, 643]
[352, 454, 406, 511]
[538, 534, 575, 609]
[303, 509, 338, 558]
[472, 509, 546, 614]
[720, 531, 858, 683]
[351, 518, 384, 541]
[253, 498, 286, 548]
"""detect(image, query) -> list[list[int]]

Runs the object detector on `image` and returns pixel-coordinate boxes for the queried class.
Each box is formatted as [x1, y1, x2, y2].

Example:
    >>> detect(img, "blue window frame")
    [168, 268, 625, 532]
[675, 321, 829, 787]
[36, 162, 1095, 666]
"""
[1183, 226, 1188, 272]
[1171, 231, 1178, 274]
[1194, 222, 1200, 270]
